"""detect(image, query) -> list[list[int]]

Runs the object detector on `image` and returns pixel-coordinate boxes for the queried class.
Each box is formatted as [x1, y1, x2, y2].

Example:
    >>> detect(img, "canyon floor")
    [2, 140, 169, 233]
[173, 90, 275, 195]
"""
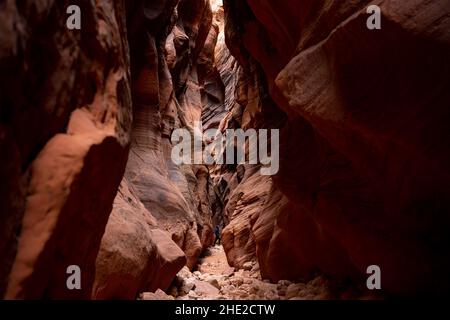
[140, 245, 377, 300]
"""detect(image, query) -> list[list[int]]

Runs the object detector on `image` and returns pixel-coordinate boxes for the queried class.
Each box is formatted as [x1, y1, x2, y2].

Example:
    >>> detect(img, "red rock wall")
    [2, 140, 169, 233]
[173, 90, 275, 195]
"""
[0, 1, 132, 298]
[221, 0, 450, 296]
[93, 0, 220, 299]
[0, 0, 218, 299]
[205, 3, 287, 271]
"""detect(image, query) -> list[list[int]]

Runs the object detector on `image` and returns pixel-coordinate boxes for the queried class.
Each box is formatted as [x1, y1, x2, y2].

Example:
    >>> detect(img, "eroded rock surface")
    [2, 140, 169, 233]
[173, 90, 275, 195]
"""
[0, 0, 218, 299]
[94, 0, 219, 298]
[220, 0, 450, 296]
[1, 1, 132, 299]
[92, 180, 186, 299]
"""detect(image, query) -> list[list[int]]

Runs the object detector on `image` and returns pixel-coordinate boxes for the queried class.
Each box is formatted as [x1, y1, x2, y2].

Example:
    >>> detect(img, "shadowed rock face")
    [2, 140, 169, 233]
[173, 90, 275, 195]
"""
[221, 0, 450, 296]
[0, 1, 132, 298]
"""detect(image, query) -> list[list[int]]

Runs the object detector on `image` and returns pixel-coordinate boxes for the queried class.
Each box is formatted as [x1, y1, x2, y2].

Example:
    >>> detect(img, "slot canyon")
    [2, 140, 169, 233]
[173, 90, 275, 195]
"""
[0, 0, 449, 300]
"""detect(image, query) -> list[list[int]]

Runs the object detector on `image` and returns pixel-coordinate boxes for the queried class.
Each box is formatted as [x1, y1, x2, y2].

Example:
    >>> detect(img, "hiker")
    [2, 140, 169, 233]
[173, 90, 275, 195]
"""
[214, 225, 221, 245]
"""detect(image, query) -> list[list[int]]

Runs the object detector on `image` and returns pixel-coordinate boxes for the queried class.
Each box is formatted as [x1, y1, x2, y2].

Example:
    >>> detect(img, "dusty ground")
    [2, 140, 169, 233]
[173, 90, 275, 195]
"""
[196, 245, 235, 275]
[140, 245, 380, 300]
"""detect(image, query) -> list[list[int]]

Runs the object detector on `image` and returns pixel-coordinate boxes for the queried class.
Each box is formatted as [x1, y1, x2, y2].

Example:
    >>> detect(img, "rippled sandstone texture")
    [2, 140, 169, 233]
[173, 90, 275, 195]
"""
[221, 0, 450, 296]
[93, 0, 220, 299]
[200, 2, 288, 272]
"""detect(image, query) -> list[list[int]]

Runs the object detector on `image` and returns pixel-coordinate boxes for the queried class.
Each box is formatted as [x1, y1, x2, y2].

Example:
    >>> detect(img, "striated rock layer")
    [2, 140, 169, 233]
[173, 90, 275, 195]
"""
[220, 0, 450, 296]
[93, 0, 219, 299]
[206, 1, 287, 272]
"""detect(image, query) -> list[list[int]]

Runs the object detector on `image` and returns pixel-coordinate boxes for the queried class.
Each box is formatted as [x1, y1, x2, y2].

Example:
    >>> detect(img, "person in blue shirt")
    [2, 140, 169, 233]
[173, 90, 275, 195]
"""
[214, 225, 221, 245]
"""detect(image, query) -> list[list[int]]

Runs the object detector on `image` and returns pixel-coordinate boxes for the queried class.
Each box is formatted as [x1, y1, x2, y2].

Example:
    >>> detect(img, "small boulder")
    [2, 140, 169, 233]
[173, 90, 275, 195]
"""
[141, 289, 174, 300]
[206, 277, 221, 289]
[179, 279, 196, 295]
[286, 283, 306, 299]
[242, 262, 253, 271]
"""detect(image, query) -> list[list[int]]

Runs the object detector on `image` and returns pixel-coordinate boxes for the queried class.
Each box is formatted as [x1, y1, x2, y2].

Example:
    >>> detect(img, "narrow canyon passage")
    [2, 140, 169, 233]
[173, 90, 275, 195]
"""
[0, 0, 449, 300]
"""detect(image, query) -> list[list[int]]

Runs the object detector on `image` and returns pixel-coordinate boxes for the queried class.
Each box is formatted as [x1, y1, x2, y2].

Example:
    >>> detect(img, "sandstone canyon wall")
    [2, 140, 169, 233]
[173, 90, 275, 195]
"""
[93, 0, 219, 299]
[0, 0, 132, 299]
[220, 0, 450, 296]
[0, 0, 218, 299]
